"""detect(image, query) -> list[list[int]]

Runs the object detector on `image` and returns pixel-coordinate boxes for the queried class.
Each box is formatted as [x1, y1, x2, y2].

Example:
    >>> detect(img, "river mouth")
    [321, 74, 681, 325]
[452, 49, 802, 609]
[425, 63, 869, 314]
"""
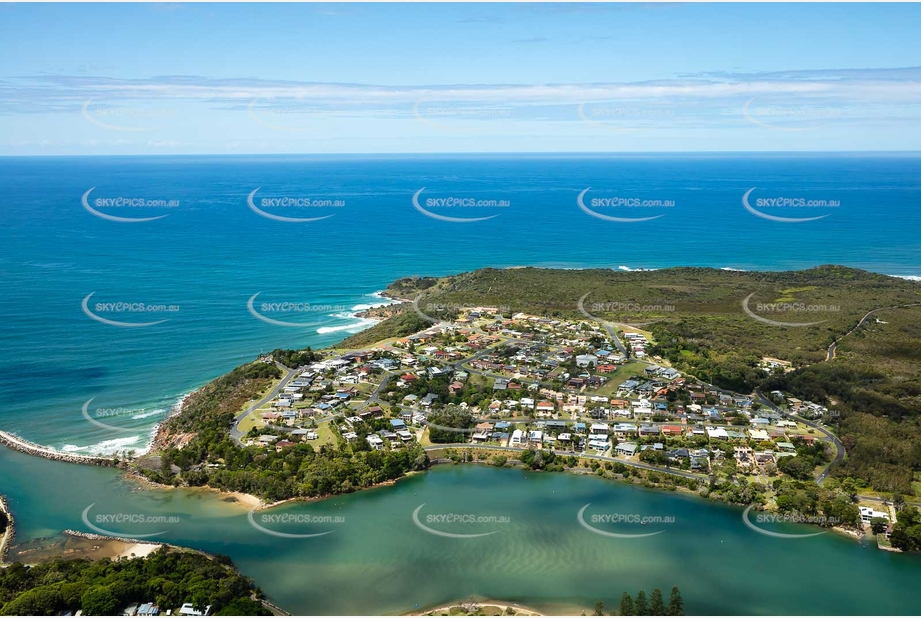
[2, 451, 920, 616]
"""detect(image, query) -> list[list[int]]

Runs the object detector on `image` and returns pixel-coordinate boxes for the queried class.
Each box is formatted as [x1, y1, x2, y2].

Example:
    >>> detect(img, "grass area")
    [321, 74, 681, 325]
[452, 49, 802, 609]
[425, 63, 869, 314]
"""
[236, 412, 265, 435]
[593, 361, 649, 396]
[419, 427, 433, 446]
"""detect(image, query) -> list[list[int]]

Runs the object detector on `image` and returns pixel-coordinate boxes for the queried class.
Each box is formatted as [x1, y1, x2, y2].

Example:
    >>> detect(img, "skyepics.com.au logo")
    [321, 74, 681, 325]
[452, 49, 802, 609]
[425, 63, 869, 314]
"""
[412, 188, 509, 223]
[81, 398, 168, 432]
[412, 504, 510, 539]
[577, 102, 676, 133]
[577, 504, 673, 538]
[247, 293, 344, 328]
[741, 292, 838, 327]
[247, 508, 343, 539]
[82, 293, 178, 328]
[247, 188, 344, 223]
[577, 292, 673, 328]
[742, 97, 839, 132]
[81, 504, 179, 539]
[82, 188, 178, 223]
[741, 505, 833, 539]
[577, 188, 674, 222]
[82, 99, 178, 132]
[742, 188, 839, 223]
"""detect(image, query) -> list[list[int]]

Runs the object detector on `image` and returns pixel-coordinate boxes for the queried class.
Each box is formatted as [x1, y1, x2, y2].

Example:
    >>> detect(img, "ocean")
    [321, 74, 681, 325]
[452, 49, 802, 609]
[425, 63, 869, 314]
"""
[1, 153, 920, 454]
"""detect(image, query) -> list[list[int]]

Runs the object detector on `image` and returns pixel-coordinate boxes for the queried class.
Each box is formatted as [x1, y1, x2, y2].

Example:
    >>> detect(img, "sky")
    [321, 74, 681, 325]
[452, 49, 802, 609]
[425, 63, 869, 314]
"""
[1, 2, 920, 155]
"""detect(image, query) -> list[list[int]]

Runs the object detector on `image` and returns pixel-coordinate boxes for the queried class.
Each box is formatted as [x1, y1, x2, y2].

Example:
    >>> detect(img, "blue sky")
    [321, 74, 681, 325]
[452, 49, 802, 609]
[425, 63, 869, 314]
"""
[1, 2, 920, 154]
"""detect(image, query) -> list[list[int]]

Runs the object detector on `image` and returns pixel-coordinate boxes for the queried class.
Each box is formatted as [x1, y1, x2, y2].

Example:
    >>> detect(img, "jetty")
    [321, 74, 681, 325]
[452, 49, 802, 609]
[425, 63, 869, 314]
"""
[0, 431, 123, 467]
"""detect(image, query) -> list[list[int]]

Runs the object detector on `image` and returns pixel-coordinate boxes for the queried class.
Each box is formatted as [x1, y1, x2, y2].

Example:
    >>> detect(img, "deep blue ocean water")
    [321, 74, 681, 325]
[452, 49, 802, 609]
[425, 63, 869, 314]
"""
[1, 153, 919, 453]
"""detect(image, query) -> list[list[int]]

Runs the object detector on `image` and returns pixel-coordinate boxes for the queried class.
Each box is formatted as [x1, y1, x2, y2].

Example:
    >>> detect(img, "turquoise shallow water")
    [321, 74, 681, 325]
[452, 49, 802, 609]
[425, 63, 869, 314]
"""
[1, 153, 920, 614]
[1, 451, 919, 615]
[1, 154, 919, 452]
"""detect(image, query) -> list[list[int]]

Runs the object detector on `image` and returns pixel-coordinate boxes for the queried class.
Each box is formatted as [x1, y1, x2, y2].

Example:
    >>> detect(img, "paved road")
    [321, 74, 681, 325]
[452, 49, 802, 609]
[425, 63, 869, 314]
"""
[754, 388, 845, 484]
[229, 362, 297, 445]
[424, 443, 706, 481]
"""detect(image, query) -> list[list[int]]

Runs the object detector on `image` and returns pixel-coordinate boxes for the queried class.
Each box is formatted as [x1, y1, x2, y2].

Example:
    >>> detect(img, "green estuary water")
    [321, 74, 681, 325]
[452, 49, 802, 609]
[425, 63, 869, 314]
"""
[1, 447, 918, 615]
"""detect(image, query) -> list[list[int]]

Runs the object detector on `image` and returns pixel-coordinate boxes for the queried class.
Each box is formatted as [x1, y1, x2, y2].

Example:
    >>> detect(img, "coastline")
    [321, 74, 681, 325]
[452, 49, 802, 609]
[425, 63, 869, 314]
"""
[0, 492, 14, 564]
[406, 599, 544, 616]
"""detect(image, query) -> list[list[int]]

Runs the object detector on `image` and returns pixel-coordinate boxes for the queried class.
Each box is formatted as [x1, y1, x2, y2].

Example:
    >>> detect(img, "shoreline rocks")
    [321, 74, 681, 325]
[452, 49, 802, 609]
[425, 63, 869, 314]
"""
[0, 431, 122, 467]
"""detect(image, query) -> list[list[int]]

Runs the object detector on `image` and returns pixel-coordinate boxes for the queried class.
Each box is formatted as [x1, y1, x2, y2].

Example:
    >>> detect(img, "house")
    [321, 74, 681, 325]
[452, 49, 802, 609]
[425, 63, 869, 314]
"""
[612, 423, 638, 438]
[342, 431, 358, 442]
[390, 419, 407, 431]
[859, 506, 890, 525]
[396, 430, 414, 442]
[528, 430, 544, 445]
[707, 426, 729, 440]
[639, 424, 660, 437]
[588, 436, 611, 451]
[510, 429, 525, 446]
[590, 422, 609, 435]
[137, 604, 160, 617]
[749, 429, 770, 441]
[536, 401, 556, 416]
[178, 604, 211, 617]
[366, 435, 384, 450]
[661, 425, 685, 437]
[615, 442, 638, 457]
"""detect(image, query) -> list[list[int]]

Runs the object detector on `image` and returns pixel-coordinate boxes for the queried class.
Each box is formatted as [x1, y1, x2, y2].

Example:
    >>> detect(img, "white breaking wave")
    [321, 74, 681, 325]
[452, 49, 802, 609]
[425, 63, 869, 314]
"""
[317, 313, 379, 334]
[617, 265, 658, 272]
[319, 291, 398, 335]
[61, 435, 144, 457]
[132, 408, 168, 420]
[889, 274, 921, 282]
[721, 267, 747, 272]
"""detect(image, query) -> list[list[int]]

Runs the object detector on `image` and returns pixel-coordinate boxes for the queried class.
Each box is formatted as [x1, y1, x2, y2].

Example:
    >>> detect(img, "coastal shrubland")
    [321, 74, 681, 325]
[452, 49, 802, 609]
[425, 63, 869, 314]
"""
[382, 266, 921, 495]
[140, 358, 429, 502]
[0, 548, 268, 616]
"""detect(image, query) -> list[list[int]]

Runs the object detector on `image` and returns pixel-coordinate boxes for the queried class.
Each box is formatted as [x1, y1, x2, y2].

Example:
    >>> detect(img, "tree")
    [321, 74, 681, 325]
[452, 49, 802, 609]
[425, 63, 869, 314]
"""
[593, 600, 605, 615]
[634, 591, 648, 616]
[650, 589, 664, 616]
[668, 587, 684, 616]
[620, 593, 635, 616]
[870, 517, 889, 535]
[81, 585, 119, 616]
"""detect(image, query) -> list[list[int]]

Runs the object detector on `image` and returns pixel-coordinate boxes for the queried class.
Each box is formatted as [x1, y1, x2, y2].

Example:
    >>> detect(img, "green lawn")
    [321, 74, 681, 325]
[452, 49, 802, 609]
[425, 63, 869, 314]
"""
[593, 361, 649, 396]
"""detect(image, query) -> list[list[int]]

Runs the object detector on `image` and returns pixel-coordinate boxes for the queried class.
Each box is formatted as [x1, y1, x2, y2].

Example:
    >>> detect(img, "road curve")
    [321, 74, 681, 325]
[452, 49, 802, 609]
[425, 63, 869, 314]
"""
[826, 302, 921, 361]
[230, 362, 297, 445]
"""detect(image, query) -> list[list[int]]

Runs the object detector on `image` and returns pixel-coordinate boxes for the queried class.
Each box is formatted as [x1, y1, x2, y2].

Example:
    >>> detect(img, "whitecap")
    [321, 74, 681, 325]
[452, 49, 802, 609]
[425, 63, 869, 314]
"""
[132, 408, 168, 420]
[61, 435, 145, 457]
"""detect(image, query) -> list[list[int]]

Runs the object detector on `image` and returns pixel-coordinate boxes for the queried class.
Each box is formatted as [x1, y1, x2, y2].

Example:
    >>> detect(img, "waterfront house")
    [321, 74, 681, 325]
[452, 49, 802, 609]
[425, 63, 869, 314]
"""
[615, 442, 638, 457]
